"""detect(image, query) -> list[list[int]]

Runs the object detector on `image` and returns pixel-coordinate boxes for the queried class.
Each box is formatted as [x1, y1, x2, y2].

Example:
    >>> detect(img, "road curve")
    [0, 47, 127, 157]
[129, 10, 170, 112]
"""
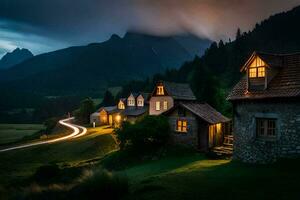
[0, 117, 87, 153]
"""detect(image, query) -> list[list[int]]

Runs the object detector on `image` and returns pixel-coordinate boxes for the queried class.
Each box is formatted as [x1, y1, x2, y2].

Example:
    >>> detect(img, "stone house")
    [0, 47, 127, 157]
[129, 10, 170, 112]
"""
[228, 51, 300, 163]
[150, 81, 230, 150]
[163, 102, 230, 151]
[149, 81, 196, 115]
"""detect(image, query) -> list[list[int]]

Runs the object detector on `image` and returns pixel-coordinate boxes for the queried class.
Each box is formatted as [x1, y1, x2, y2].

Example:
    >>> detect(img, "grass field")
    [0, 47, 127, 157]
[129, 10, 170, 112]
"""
[1, 124, 300, 200]
[0, 126, 117, 187]
[0, 124, 45, 145]
[118, 152, 300, 200]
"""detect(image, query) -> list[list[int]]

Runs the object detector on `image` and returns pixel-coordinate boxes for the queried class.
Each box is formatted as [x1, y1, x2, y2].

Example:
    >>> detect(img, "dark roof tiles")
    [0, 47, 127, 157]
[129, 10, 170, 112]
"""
[163, 81, 196, 100]
[228, 52, 300, 100]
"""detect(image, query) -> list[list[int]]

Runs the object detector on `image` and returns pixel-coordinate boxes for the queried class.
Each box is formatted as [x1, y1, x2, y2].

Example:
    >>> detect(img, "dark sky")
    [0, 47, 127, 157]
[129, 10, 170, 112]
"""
[0, 0, 299, 57]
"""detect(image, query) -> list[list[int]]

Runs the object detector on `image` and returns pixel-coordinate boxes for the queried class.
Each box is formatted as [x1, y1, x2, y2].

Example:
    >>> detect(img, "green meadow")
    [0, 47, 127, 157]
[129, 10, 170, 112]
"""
[0, 124, 44, 145]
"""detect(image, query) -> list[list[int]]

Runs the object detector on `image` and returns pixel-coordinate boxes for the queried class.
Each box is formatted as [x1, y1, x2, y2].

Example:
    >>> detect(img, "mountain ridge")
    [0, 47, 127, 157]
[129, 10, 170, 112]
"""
[0, 48, 33, 69]
[0, 32, 211, 95]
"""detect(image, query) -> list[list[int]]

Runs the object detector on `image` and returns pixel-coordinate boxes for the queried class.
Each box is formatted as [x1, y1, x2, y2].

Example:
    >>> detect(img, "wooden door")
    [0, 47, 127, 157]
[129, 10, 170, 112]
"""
[209, 123, 223, 147]
[209, 125, 215, 148]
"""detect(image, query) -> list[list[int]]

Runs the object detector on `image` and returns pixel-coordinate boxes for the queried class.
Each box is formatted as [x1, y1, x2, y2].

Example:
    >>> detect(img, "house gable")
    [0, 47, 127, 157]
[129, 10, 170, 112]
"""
[136, 94, 144, 107]
[118, 99, 126, 109]
[228, 51, 300, 101]
[150, 82, 170, 97]
[127, 93, 136, 106]
[245, 54, 269, 91]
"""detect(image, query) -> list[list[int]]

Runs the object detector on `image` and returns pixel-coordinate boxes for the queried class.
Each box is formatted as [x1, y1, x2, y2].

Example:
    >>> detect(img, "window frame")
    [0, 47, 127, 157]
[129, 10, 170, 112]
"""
[137, 99, 144, 107]
[176, 119, 188, 133]
[256, 118, 277, 139]
[157, 86, 164, 95]
[163, 101, 168, 110]
[155, 101, 161, 111]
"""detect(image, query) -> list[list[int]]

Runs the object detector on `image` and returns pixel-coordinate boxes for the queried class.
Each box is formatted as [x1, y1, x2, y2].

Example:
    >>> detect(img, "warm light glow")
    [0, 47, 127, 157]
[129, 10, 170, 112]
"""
[127, 98, 135, 106]
[248, 56, 266, 78]
[249, 68, 257, 78]
[209, 123, 222, 147]
[137, 99, 144, 107]
[157, 86, 164, 95]
[249, 57, 266, 68]
[163, 101, 168, 110]
[155, 101, 161, 111]
[118, 101, 125, 109]
[257, 67, 265, 77]
[115, 115, 121, 122]
[177, 120, 187, 133]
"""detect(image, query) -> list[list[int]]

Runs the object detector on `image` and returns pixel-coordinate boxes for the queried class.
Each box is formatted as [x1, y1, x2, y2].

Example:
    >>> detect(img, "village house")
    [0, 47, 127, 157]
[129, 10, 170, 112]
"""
[90, 92, 149, 126]
[149, 81, 230, 151]
[228, 51, 300, 163]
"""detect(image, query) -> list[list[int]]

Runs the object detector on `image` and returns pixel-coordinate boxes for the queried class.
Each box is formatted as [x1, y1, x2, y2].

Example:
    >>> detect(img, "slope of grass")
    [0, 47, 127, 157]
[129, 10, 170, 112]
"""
[0, 126, 117, 187]
[0, 124, 44, 145]
[119, 153, 300, 200]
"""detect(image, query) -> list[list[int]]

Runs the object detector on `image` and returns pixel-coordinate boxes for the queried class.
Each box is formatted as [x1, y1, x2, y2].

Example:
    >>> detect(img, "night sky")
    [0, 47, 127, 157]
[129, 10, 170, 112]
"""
[0, 0, 299, 57]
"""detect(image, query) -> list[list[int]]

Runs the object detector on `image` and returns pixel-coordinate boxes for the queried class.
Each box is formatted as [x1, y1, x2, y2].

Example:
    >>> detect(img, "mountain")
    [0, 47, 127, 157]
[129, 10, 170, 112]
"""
[118, 5, 300, 115]
[0, 48, 33, 69]
[173, 34, 211, 56]
[0, 32, 210, 95]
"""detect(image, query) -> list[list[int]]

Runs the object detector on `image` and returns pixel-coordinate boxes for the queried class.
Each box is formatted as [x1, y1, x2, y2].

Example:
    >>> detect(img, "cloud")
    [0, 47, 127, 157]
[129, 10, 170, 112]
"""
[0, 0, 299, 55]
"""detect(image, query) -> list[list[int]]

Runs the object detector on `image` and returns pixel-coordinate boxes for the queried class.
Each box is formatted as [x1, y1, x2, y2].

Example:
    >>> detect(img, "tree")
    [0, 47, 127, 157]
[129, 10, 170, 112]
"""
[236, 28, 242, 40]
[44, 117, 59, 134]
[115, 115, 170, 151]
[100, 90, 115, 107]
[74, 98, 95, 124]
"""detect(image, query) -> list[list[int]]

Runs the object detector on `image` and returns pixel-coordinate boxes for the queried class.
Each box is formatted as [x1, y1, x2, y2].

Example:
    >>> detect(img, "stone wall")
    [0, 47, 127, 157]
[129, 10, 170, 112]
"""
[233, 100, 300, 163]
[167, 109, 199, 148]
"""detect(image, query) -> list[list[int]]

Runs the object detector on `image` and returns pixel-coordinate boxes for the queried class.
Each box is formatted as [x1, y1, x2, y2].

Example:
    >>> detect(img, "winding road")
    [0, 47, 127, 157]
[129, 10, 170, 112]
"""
[0, 117, 87, 153]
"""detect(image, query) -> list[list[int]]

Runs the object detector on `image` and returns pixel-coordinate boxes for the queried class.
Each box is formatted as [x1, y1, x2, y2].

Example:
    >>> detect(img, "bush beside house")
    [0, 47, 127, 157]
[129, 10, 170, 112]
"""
[115, 115, 171, 151]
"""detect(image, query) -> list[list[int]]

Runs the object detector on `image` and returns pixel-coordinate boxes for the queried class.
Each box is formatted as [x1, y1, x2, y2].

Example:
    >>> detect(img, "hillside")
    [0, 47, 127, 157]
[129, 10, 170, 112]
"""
[0, 33, 210, 95]
[0, 48, 33, 69]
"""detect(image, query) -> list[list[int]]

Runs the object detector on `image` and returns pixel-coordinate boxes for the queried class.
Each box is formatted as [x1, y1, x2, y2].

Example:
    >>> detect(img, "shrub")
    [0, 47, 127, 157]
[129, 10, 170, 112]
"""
[69, 169, 128, 200]
[33, 164, 61, 184]
[73, 98, 95, 124]
[115, 115, 170, 151]
[44, 117, 59, 134]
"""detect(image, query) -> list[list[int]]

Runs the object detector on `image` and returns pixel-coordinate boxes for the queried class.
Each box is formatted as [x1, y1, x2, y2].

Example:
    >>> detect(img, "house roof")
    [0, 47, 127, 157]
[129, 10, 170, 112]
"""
[241, 51, 283, 72]
[163, 81, 196, 100]
[119, 98, 127, 103]
[164, 102, 230, 124]
[129, 92, 139, 98]
[98, 106, 119, 114]
[228, 52, 300, 101]
[121, 106, 149, 116]
[138, 92, 150, 100]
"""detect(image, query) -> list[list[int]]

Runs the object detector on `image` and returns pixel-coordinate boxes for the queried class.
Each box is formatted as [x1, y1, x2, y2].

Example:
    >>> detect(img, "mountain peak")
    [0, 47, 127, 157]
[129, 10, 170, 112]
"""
[110, 34, 121, 41]
[0, 48, 34, 69]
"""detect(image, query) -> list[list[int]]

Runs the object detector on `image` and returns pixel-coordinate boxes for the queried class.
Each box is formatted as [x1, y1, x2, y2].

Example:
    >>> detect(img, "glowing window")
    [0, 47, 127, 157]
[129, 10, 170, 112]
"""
[249, 68, 257, 78]
[137, 99, 144, 107]
[177, 120, 187, 133]
[155, 101, 161, 111]
[157, 86, 164, 95]
[249, 56, 266, 78]
[163, 101, 168, 110]
[128, 99, 135, 106]
[118, 102, 125, 109]
[257, 67, 265, 77]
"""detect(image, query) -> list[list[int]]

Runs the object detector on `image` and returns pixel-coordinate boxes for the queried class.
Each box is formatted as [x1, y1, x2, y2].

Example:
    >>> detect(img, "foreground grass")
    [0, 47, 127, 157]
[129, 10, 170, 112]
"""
[0, 126, 117, 187]
[115, 152, 300, 200]
[0, 124, 44, 145]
